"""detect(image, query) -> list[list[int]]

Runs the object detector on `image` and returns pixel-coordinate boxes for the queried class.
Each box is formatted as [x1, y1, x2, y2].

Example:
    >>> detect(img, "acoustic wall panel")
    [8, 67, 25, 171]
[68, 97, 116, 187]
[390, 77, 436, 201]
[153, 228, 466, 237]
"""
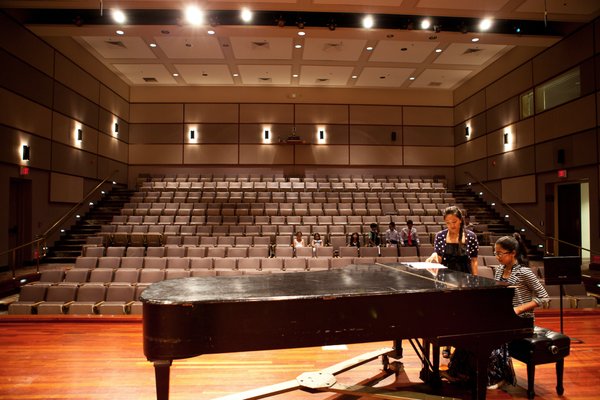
[295, 104, 348, 124]
[0, 126, 52, 170]
[99, 85, 130, 121]
[534, 95, 596, 143]
[239, 144, 294, 164]
[129, 144, 182, 164]
[98, 133, 128, 163]
[0, 87, 52, 139]
[486, 96, 520, 134]
[184, 124, 238, 143]
[349, 105, 402, 125]
[51, 112, 98, 154]
[349, 146, 403, 165]
[403, 106, 453, 127]
[535, 130, 598, 172]
[295, 145, 349, 165]
[485, 63, 533, 109]
[487, 147, 535, 180]
[50, 172, 84, 203]
[185, 103, 239, 123]
[99, 109, 128, 143]
[53, 83, 99, 129]
[51, 142, 98, 179]
[404, 146, 454, 166]
[129, 124, 183, 144]
[487, 118, 535, 156]
[240, 104, 293, 123]
[239, 124, 295, 144]
[349, 126, 402, 145]
[403, 126, 453, 146]
[184, 144, 238, 164]
[501, 175, 536, 204]
[0, 49, 53, 107]
[54, 53, 100, 104]
[454, 90, 486, 125]
[130, 103, 183, 123]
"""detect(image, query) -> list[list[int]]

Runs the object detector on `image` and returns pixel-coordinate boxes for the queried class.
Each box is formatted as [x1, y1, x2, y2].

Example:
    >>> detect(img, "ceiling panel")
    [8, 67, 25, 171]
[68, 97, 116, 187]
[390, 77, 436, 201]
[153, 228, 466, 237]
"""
[175, 64, 234, 85]
[299, 65, 354, 86]
[238, 65, 292, 85]
[302, 38, 367, 61]
[113, 64, 177, 84]
[434, 43, 508, 66]
[154, 36, 224, 59]
[516, 0, 600, 15]
[230, 37, 294, 59]
[80, 36, 156, 59]
[416, 0, 511, 11]
[410, 68, 472, 89]
[355, 67, 415, 87]
[369, 40, 440, 63]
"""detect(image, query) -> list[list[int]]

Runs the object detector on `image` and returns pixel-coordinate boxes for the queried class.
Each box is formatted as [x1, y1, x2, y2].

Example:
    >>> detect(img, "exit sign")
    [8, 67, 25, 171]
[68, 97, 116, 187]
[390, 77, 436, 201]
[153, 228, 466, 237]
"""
[557, 169, 567, 178]
[19, 166, 29, 176]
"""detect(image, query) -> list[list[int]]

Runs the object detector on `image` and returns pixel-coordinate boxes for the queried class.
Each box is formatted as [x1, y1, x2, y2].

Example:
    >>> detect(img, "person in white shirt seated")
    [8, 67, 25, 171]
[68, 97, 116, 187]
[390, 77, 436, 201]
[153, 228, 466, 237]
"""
[385, 222, 401, 247]
[400, 219, 420, 247]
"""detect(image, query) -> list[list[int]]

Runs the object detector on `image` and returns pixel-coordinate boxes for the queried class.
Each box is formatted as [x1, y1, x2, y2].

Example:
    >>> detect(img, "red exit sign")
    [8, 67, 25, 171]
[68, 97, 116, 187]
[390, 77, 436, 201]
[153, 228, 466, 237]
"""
[557, 169, 567, 178]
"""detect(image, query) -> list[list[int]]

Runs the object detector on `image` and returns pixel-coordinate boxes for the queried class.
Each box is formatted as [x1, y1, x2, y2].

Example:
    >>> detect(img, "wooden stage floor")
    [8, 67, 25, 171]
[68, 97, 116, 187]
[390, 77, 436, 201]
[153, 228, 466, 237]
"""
[0, 312, 598, 400]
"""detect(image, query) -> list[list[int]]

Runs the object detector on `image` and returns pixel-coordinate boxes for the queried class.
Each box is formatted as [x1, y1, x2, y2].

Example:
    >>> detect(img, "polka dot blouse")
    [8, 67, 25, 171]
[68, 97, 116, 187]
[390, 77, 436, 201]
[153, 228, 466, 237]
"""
[433, 229, 479, 258]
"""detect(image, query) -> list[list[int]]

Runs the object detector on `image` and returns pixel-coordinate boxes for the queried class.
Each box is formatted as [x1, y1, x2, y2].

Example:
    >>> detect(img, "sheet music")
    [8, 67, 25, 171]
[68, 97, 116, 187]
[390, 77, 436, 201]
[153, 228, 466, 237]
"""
[404, 262, 448, 269]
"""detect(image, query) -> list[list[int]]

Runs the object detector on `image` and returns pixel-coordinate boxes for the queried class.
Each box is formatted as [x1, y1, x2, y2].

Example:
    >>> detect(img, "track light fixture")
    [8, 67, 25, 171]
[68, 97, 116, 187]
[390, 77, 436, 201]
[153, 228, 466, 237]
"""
[296, 18, 305, 29]
[275, 15, 285, 27]
[327, 19, 336, 31]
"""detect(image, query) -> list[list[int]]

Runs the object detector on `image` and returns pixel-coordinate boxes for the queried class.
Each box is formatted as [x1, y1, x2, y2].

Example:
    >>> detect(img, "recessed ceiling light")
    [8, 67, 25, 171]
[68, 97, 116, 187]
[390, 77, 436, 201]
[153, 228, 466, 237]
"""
[115, 30, 124, 35]
[366, 46, 374, 51]
[172, 73, 179, 77]
[297, 31, 306, 36]
[362, 15, 374, 29]
[233, 73, 239, 77]
[149, 43, 157, 48]
[435, 48, 442, 53]
[351, 75, 358, 79]
[295, 44, 302, 49]
[471, 37, 480, 42]
[112, 9, 126, 24]
[241, 8, 253, 23]
[292, 74, 299, 78]
[479, 18, 493, 31]
[421, 19, 431, 30]
[409, 77, 415, 80]
[207, 30, 215, 35]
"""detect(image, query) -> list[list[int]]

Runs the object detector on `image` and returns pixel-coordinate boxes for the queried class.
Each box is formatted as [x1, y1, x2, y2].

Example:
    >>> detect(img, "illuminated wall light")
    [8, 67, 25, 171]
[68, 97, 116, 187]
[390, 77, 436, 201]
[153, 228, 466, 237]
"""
[264, 129, 269, 140]
[190, 130, 195, 140]
[116, 30, 124, 35]
[22, 145, 30, 161]
[112, 9, 126, 24]
[504, 214, 510, 218]
[297, 31, 306, 36]
[319, 130, 324, 140]
[77, 128, 83, 141]
[491, 202, 496, 206]
[114, 122, 119, 134]
[503, 132, 509, 144]
[185, 6, 204, 25]
[465, 126, 470, 137]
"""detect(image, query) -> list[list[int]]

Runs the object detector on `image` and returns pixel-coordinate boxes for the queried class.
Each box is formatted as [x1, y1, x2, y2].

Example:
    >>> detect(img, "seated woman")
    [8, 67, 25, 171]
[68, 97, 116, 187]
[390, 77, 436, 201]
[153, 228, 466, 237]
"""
[348, 232, 361, 248]
[311, 232, 323, 247]
[292, 231, 305, 248]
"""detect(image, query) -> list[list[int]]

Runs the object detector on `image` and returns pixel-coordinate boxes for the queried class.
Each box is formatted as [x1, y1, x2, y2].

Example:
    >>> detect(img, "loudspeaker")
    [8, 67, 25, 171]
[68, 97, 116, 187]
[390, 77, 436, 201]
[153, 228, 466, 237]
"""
[557, 149, 565, 164]
[391, 131, 397, 141]
[543, 256, 582, 285]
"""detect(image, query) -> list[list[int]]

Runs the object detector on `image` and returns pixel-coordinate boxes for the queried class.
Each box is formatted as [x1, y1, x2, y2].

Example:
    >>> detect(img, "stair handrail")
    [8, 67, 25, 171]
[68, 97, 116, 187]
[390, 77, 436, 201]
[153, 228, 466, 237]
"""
[0, 170, 120, 278]
[463, 171, 596, 258]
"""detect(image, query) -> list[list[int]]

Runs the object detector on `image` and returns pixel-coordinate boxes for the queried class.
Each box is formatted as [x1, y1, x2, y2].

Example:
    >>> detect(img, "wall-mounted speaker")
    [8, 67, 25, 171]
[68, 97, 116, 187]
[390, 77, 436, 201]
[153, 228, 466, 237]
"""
[391, 131, 397, 141]
[557, 149, 565, 164]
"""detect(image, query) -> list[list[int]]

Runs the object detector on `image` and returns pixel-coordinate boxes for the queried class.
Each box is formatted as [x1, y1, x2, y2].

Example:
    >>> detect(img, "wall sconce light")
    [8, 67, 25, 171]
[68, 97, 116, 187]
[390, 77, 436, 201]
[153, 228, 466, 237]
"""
[319, 130, 324, 140]
[190, 130, 195, 140]
[77, 128, 83, 141]
[114, 122, 119, 134]
[391, 131, 397, 141]
[503, 132, 509, 144]
[22, 145, 30, 161]
[264, 129, 269, 140]
[465, 126, 470, 137]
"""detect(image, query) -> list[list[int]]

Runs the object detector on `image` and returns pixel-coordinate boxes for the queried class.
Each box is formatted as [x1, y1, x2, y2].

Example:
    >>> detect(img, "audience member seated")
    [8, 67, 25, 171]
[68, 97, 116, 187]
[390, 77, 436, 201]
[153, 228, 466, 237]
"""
[385, 221, 401, 247]
[400, 219, 420, 247]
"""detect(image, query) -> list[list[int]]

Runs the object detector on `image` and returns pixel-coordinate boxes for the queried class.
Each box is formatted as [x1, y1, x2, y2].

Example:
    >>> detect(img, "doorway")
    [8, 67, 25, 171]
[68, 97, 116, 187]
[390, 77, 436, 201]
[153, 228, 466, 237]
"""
[555, 182, 589, 257]
[8, 178, 32, 270]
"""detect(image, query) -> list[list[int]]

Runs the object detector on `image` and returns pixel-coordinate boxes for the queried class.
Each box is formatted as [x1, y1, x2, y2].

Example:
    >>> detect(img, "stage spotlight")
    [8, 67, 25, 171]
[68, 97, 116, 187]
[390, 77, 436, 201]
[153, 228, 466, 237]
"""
[112, 9, 126, 24]
[276, 15, 286, 27]
[362, 15, 374, 29]
[296, 18, 305, 29]
[421, 19, 431, 30]
[185, 5, 204, 26]
[433, 24, 441, 33]
[479, 18, 493, 31]
[241, 8, 253, 23]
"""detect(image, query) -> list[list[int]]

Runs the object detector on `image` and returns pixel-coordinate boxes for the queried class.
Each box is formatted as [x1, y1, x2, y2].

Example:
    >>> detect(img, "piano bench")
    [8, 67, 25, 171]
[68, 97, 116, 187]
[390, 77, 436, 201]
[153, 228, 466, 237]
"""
[508, 326, 570, 399]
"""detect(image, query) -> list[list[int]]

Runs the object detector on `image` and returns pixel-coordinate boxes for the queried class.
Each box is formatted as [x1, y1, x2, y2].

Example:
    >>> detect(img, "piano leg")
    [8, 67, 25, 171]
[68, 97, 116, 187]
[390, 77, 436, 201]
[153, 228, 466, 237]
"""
[472, 349, 489, 400]
[153, 360, 173, 400]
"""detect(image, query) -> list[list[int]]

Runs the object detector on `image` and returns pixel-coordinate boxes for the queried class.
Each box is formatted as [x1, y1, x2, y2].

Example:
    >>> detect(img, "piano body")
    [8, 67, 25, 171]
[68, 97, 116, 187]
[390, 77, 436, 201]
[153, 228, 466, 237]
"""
[141, 264, 532, 399]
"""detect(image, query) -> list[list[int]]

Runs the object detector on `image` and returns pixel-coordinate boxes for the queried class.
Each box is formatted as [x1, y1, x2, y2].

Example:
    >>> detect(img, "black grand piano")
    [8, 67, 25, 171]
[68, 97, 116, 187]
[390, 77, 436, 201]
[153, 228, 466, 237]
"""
[141, 263, 532, 399]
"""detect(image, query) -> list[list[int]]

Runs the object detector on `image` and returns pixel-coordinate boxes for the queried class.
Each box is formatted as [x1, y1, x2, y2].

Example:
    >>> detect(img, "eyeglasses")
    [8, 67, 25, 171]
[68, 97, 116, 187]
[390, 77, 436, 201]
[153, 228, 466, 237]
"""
[493, 251, 510, 257]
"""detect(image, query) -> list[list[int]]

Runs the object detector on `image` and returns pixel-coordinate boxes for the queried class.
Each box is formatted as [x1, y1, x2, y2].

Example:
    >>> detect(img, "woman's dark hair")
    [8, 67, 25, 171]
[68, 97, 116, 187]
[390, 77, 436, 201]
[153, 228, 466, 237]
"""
[443, 206, 465, 243]
[350, 232, 360, 247]
[313, 233, 321, 239]
[495, 233, 529, 266]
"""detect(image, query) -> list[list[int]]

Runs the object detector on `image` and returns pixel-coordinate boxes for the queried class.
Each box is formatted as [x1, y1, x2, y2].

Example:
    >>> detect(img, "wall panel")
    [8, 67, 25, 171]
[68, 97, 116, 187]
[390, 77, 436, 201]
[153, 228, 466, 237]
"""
[404, 146, 454, 166]
[239, 144, 294, 164]
[0, 87, 52, 139]
[487, 118, 535, 156]
[535, 129, 598, 173]
[403, 126, 453, 146]
[51, 112, 98, 154]
[129, 124, 183, 144]
[184, 124, 238, 144]
[349, 126, 402, 145]
[239, 104, 293, 123]
[98, 158, 128, 183]
[51, 142, 98, 178]
[295, 145, 349, 165]
[350, 105, 402, 125]
[295, 125, 348, 145]
[98, 134, 128, 163]
[0, 49, 53, 107]
[455, 136, 487, 165]
[403, 106, 453, 126]
[486, 96, 520, 133]
[99, 109, 128, 142]
[99, 85, 130, 121]
[456, 159, 488, 185]
[0, 126, 52, 170]
[455, 112, 486, 145]
[534, 95, 596, 143]
[129, 144, 183, 165]
[185, 104, 239, 123]
[295, 104, 348, 124]
[501, 175, 536, 204]
[485, 63, 533, 109]
[349, 145, 403, 165]
[130, 103, 183, 123]
[487, 147, 535, 180]
[239, 124, 295, 144]
[184, 144, 238, 164]
[54, 53, 100, 104]
[53, 83, 99, 129]
[454, 90, 486, 125]
[50, 172, 84, 203]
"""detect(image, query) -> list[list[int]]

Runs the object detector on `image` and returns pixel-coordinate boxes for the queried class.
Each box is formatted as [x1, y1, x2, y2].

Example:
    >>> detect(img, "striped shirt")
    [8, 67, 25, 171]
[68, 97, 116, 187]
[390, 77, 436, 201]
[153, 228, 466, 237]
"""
[494, 263, 549, 318]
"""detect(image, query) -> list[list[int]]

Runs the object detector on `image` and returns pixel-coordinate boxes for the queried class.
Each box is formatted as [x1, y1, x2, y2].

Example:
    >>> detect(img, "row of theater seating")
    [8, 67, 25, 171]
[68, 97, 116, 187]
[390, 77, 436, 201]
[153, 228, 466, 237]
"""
[137, 181, 446, 192]
[141, 174, 442, 183]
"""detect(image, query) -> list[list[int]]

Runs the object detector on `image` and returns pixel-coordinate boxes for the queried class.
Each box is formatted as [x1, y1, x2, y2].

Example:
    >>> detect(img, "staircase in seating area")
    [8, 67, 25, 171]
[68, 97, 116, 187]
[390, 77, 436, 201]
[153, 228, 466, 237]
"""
[43, 187, 134, 263]
[449, 188, 543, 259]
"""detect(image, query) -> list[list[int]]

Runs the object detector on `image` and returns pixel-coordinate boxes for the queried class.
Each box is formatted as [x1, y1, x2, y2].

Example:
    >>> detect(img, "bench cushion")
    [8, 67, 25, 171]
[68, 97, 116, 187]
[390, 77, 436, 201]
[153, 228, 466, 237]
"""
[509, 326, 570, 365]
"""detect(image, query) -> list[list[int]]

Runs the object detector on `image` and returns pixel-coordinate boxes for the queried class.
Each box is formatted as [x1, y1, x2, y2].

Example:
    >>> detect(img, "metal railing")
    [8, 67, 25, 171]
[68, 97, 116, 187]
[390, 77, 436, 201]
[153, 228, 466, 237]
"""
[463, 171, 596, 258]
[0, 170, 119, 279]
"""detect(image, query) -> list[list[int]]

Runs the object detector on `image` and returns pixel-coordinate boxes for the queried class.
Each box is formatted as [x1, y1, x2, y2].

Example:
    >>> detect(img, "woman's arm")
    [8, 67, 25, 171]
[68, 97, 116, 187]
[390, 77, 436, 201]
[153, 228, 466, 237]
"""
[425, 253, 441, 263]
[514, 300, 540, 315]
[470, 257, 478, 275]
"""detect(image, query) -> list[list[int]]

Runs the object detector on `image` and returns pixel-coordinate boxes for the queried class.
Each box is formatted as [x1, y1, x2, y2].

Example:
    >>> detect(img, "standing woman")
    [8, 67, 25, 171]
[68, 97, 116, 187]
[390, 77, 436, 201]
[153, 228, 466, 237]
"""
[426, 206, 479, 275]
[487, 233, 549, 389]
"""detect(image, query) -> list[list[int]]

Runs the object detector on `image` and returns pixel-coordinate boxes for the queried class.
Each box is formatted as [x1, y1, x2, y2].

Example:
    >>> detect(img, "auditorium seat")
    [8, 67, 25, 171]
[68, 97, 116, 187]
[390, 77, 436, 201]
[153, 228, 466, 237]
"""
[186, 247, 206, 258]
[339, 247, 359, 258]
[126, 247, 145, 257]
[113, 268, 139, 283]
[295, 247, 313, 258]
[139, 269, 165, 284]
[200, 236, 218, 247]
[37, 284, 78, 315]
[478, 266, 495, 279]
[98, 257, 121, 269]
[182, 235, 199, 247]
[275, 246, 294, 258]
[207, 247, 226, 258]
[377, 257, 398, 264]
[97, 284, 136, 315]
[379, 247, 398, 258]
[227, 247, 248, 258]
[238, 258, 260, 271]
[214, 258, 237, 271]
[284, 258, 306, 271]
[144, 257, 167, 269]
[146, 247, 165, 257]
[261, 258, 283, 271]
[84, 246, 105, 257]
[8, 284, 51, 314]
[38, 269, 66, 283]
[360, 247, 379, 258]
[217, 236, 235, 247]
[89, 268, 114, 283]
[68, 284, 107, 315]
[315, 246, 333, 258]
[64, 268, 90, 283]
[307, 258, 329, 271]
[330, 258, 353, 269]
[235, 236, 252, 247]
[248, 246, 270, 258]
[166, 269, 190, 280]
[399, 246, 418, 257]
[167, 257, 190, 269]
[564, 284, 597, 308]
[190, 258, 213, 270]
[120, 257, 144, 269]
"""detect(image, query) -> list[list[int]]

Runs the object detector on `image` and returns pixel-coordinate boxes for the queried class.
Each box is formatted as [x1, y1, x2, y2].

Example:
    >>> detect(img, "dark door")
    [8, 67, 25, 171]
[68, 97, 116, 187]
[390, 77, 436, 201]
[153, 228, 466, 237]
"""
[557, 183, 581, 256]
[8, 178, 33, 270]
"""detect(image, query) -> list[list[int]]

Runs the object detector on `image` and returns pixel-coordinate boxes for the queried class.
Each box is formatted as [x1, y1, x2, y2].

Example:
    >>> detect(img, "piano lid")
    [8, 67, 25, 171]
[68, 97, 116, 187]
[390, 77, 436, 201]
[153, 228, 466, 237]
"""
[141, 263, 507, 305]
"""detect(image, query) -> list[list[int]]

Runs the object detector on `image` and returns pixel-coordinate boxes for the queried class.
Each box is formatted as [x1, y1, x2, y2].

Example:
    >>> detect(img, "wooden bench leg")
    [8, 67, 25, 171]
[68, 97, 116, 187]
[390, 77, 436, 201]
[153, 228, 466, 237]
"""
[556, 359, 564, 395]
[526, 362, 536, 399]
